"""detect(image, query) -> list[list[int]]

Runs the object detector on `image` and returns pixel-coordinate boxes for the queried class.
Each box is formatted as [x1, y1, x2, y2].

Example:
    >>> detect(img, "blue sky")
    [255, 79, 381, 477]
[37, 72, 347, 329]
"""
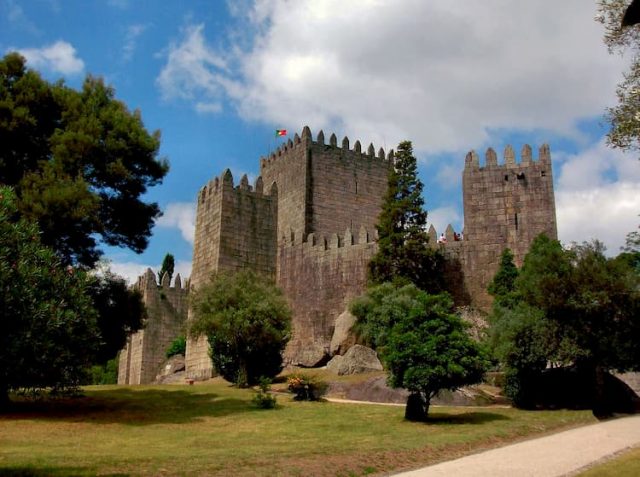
[2, 0, 639, 283]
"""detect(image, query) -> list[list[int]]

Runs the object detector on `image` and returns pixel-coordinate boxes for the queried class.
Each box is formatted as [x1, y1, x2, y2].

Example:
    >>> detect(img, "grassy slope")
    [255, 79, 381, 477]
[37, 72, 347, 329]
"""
[0, 379, 596, 477]
[577, 446, 640, 477]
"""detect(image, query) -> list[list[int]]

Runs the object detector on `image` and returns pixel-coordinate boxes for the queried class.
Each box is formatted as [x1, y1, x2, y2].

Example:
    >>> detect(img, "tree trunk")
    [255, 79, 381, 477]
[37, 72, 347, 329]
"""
[405, 392, 427, 421]
[592, 365, 612, 419]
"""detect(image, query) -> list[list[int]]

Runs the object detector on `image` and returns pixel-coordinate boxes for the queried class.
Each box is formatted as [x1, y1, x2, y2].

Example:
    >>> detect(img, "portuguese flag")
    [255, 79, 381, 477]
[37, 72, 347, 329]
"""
[275, 129, 287, 137]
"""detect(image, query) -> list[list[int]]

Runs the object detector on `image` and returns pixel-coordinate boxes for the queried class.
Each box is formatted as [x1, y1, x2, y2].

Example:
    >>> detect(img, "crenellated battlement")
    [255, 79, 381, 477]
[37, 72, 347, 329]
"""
[135, 268, 190, 292]
[280, 225, 377, 250]
[259, 126, 395, 173]
[464, 144, 551, 170]
[197, 169, 276, 205]
[427, 224, 464, 249]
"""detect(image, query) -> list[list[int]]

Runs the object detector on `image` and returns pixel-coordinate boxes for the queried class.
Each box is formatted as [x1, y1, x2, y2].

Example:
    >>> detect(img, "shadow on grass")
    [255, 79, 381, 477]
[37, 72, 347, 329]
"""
[0, 466, 127, 476]
[2, 388, 252, 425]
[425, 411, 511, 425]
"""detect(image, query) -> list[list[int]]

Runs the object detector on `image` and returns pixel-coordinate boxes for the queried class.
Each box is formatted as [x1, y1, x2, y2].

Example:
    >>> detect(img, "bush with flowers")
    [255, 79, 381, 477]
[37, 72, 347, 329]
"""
[287, 374, 328, 401]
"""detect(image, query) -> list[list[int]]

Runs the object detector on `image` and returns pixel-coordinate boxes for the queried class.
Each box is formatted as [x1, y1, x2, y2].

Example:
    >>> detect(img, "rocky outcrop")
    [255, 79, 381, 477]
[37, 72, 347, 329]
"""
[154, 354, 185, 383]
[326, 345, 383, 375]
[330, 310, 357, 356]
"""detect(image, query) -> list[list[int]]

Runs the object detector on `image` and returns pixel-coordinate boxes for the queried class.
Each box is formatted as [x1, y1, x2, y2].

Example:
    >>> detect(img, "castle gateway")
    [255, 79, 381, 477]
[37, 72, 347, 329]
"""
[184, 126, 557, 379]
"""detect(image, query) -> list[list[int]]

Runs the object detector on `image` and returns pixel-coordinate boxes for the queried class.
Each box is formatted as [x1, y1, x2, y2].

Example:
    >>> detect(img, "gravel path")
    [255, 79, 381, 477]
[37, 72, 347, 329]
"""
[391, 414, 640, 477]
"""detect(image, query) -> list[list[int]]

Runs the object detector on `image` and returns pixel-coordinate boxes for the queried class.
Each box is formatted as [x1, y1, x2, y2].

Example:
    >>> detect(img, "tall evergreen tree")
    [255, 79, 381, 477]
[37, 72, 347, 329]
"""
[0, 52, 168, 268]
[158, 253, 175, 284]
[369, 141, 442, 292]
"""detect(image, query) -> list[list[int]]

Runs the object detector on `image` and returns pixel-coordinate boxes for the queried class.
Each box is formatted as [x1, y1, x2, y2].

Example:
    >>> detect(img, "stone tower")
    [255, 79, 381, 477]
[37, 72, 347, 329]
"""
[460, 144, 557, 309]
[186, 127, 391, 378]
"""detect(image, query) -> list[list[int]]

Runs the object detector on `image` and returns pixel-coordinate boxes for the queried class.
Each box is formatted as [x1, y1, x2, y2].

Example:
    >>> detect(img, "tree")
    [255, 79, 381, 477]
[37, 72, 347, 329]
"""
[0, 52, 168, 267]
[596, 1, 640, 154]
[351, 284, 488, 420]
[189, 270, 291, 387]
[486, 234, 640, 415]
[368, 141, 442, 292]
[87, 270, 146, 365]
[0, 187, 99, 405]
[158, 253, 175, 284]
[487, 248, 519, 308]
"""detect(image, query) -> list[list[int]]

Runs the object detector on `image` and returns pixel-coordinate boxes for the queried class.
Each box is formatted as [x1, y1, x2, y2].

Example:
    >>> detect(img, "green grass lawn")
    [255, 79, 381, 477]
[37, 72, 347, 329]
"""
[0, 379, 596, 477]
[577, 446, 640, 477]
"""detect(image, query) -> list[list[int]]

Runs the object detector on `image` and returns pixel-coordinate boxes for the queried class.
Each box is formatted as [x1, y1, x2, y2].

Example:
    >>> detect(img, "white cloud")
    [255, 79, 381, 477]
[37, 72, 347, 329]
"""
[123, 24, 147, 62]
[556, 183, 640, 254]
[156, 24, 229, 108]
[15, 40, 84, 75]
[156, 202, 196, 244]
[555, 140, 640, 254]
[157, 1, 625, 154]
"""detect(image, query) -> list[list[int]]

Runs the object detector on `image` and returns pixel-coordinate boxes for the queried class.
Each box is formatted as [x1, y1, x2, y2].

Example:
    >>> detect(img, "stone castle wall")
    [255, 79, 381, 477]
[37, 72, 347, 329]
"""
[118, 269, 188, 385]
[278, 227, 378, 366]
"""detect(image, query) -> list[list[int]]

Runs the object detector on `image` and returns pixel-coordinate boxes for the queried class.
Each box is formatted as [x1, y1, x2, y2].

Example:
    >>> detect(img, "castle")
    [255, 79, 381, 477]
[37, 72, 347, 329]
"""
[118, 126, 557, 384]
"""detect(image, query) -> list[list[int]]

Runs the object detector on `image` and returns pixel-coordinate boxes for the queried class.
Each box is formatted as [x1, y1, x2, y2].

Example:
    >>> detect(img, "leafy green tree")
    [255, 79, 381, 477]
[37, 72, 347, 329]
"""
[189, 270, 291, 387]
[486, 234, 640, 415]
[0, 52, 168, 267]
[158, 253, 175, 284]
[87, 270, 146, 364]
[368, 141, 442, 292]
[0, 187, 99, 405]
[596, 1, 640, 153]
[352, 284, 488, 420]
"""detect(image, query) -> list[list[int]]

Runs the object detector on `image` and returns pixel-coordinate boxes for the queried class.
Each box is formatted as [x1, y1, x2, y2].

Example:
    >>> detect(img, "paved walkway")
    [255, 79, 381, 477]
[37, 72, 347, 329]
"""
[392, 414, 640, 477]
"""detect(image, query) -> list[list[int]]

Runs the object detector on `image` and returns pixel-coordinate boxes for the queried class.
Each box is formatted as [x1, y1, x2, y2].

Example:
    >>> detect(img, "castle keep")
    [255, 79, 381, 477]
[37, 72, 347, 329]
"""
[118, 126, 557, 384]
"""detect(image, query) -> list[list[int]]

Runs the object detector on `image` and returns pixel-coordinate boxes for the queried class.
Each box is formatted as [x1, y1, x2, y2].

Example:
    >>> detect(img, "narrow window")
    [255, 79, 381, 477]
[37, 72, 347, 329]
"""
[541, 170, 546, 177]
[355, 181, 358, 194]
[515, 213, 519, 231]
[504, 174, 509, 181]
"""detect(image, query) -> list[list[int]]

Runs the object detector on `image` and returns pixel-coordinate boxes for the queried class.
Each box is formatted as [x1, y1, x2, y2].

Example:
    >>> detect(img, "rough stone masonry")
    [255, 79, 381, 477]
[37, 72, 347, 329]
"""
[119, 126, 557, 383]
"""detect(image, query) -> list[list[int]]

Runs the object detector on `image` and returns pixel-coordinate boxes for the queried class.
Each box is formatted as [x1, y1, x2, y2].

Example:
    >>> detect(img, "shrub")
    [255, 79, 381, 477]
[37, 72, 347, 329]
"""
[166, 336, 186, 358]
[287, 374, 328, 401]
[252, 377, 277, 409]
[89, 357, 118, 385]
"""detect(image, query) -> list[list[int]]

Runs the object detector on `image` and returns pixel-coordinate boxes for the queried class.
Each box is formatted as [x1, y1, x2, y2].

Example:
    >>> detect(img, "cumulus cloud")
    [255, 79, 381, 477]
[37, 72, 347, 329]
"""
[156, 24, 229, 106]
[15, 40, 84, 75]
[157, 1, 624, 153]
[555, 140, 640, 253]
[156, 202, 196, 244]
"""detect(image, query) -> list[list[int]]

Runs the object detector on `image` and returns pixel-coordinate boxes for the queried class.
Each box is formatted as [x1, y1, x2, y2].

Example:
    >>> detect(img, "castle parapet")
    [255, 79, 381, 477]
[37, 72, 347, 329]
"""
[464, 144, 551, 170]
[281, 227, 376, 250]
[260, 126, 393, 176]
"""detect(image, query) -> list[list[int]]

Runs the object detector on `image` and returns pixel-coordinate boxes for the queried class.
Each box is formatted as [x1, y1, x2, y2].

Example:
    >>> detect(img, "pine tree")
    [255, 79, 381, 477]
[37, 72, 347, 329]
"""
[368, 141, 442, 292]
[158, 253, 175, 284]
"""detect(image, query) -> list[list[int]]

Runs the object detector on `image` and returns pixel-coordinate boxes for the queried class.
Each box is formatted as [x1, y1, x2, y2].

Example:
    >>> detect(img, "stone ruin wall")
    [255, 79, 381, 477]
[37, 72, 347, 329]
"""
[118, 269, 188, 385]
[185, 170, 278, 380]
